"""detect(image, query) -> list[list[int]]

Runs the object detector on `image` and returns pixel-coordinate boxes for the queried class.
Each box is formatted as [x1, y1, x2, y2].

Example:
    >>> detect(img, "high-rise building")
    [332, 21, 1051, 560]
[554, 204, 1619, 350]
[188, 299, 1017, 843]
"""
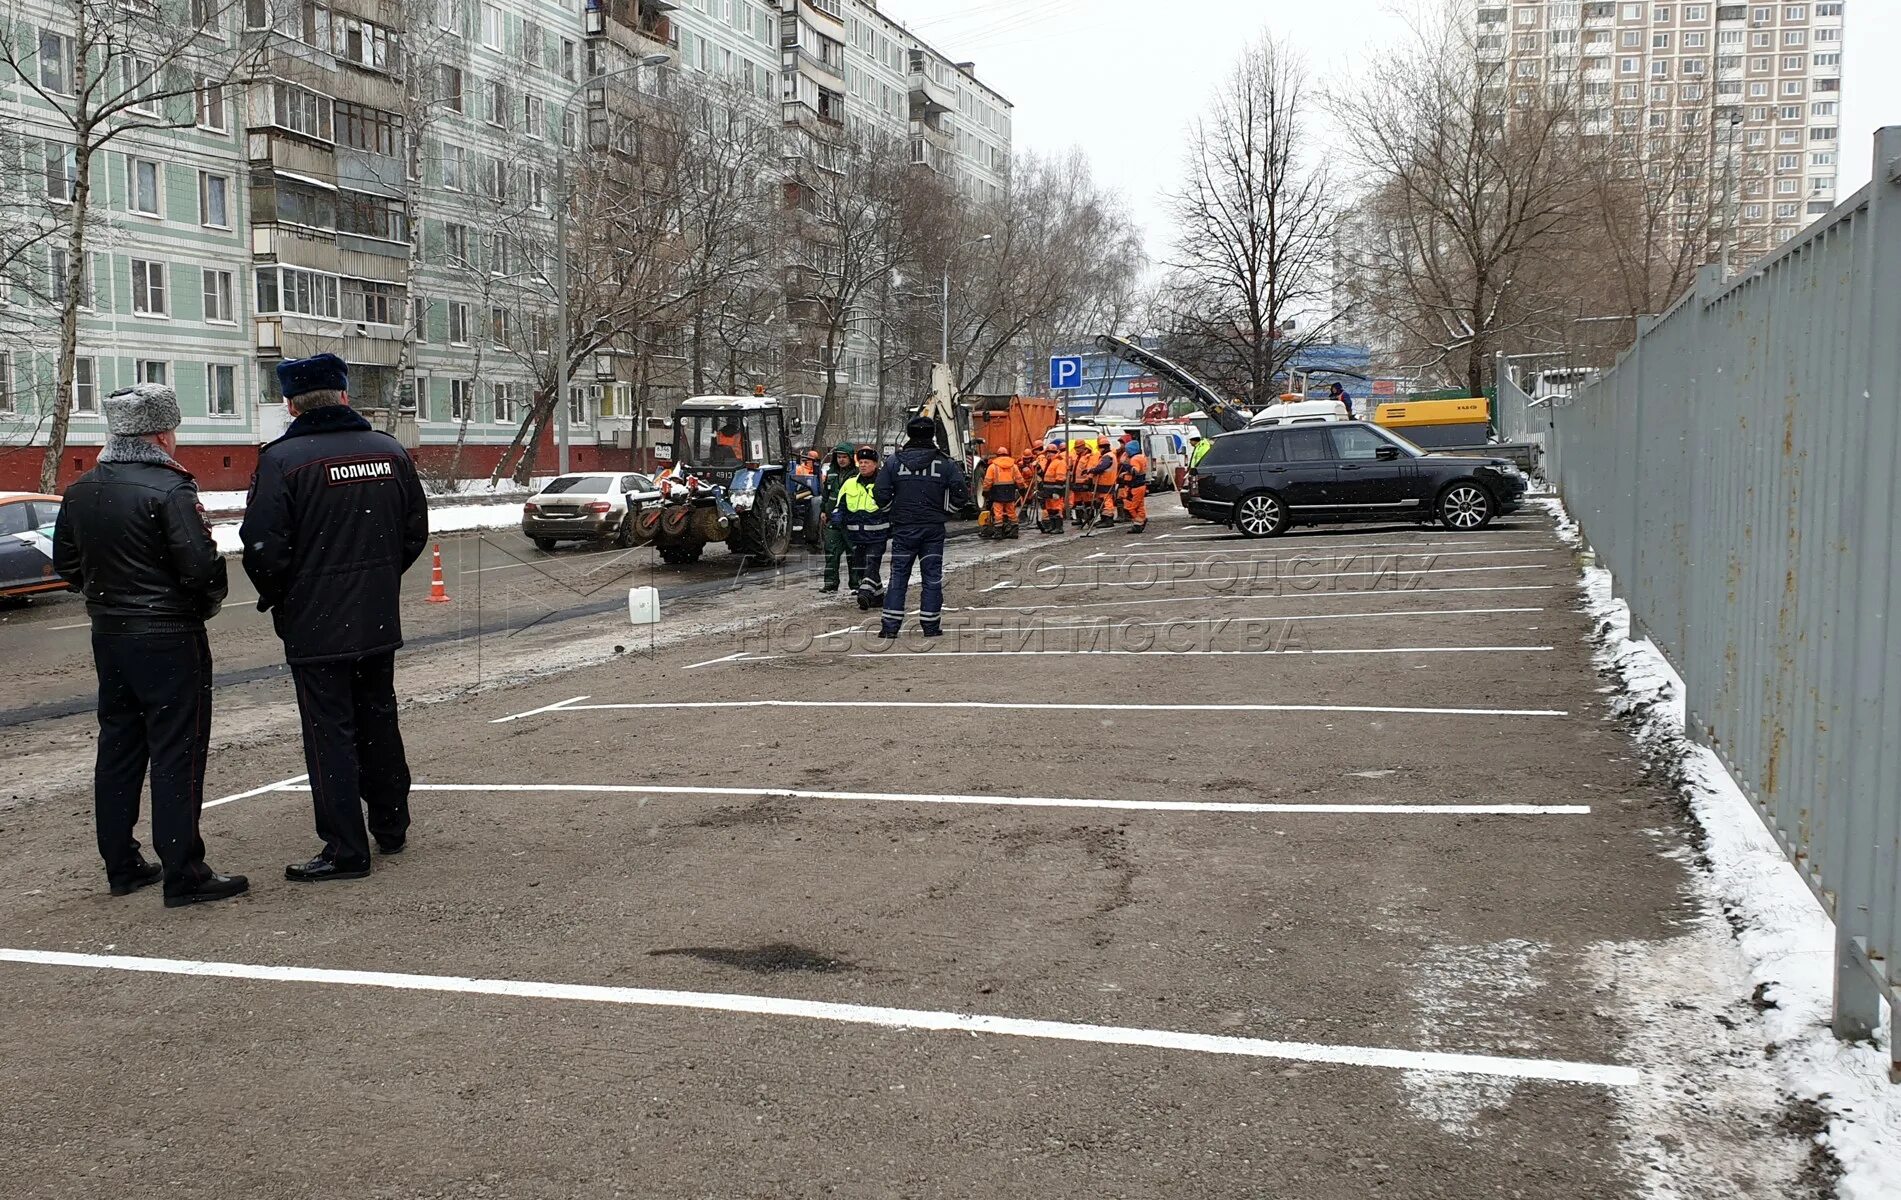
[1486, 1, 1845, 262]
[0, 0, 1011, 489]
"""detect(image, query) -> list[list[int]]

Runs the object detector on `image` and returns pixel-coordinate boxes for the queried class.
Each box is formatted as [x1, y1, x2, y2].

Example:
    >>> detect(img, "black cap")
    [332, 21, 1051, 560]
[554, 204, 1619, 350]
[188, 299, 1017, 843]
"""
[904, 415, 936, 445]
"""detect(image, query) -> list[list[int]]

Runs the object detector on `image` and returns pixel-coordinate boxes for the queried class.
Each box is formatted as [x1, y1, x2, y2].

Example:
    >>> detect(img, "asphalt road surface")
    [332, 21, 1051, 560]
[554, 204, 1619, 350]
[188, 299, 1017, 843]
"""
[0, 507, 1821, 1199]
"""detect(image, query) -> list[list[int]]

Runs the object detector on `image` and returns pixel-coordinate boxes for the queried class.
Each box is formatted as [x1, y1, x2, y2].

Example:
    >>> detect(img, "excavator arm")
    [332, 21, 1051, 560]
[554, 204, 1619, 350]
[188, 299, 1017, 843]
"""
[1092, 334, 1253, 433]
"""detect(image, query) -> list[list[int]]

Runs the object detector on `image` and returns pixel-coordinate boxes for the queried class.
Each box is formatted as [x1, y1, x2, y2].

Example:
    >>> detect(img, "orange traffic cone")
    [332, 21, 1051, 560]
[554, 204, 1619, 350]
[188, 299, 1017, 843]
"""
[426, 543, 450, 604]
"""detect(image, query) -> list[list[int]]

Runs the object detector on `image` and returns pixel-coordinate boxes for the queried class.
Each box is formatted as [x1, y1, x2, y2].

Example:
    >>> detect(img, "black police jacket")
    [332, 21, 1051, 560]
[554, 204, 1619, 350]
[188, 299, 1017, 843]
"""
[873, 445, 970, 526]
[239, 404, 429, 665]
[53, 455, 228, 632]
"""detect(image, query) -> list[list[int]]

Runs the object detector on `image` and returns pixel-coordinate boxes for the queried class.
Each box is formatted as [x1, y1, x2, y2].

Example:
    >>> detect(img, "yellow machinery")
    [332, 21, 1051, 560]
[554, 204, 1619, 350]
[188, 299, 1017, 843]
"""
[1373, 398, 1491, 449]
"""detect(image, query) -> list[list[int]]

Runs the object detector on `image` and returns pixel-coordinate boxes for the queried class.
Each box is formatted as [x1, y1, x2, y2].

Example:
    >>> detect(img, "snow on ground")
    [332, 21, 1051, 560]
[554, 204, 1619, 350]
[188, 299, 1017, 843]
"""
[209, 499, 527, 555]
[1541, 497, 1901, 1199]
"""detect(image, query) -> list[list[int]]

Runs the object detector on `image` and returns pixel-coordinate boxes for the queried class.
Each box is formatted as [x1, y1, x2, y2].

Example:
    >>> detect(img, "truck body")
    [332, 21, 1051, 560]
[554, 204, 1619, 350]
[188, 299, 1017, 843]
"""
[969, 394, 1059, 461]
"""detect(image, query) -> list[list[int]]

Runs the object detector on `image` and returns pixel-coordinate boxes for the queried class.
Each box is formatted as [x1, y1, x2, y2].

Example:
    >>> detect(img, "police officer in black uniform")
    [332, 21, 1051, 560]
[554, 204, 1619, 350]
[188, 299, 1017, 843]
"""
[240, 354, 429, 882]
[873, 415, 970, 639]
[53, 384, 249, 907]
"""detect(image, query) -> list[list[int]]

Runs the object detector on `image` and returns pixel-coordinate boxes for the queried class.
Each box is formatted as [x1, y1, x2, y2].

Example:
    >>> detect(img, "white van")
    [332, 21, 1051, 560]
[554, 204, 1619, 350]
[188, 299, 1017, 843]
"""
[1247, 398, 1350, 427]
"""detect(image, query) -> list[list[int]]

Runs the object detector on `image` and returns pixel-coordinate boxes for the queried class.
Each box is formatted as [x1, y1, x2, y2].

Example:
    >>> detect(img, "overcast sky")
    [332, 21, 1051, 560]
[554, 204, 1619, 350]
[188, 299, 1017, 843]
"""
[874, 0, 1901, 264]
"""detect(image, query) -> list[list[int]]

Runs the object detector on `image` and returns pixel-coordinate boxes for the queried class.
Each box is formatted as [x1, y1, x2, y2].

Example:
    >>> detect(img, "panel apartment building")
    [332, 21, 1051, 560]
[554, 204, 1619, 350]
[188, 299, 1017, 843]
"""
[0, 0, 1011, 491]
[1487, 1, 1846, 263]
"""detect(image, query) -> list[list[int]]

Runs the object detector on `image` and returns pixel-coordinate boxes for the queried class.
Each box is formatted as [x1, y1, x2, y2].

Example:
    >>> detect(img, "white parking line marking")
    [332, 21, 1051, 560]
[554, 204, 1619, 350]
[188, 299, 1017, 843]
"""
[958, 607, 1545, 632]
[241, 779, 1590, 817]
[50, 621, 93, 631]
[523, 699, 1569, 718]
[491, 695, 592, 724]
[0, 949, 1637, 1086]
[987, 585, 1557, 613]
[205, 773, 310, 809]
[682, 651, 751, 670]
[994, 563, 1553, 590]
[842, 645, 1555, 660]
[1077, 547, 1553, 565]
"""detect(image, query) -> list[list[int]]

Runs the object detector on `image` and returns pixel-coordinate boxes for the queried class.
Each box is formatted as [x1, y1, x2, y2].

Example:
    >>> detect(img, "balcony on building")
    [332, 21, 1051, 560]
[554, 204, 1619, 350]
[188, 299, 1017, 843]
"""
[584, 0, 678, 55]
[785, 44, 845, 93]
[907, 49, 956, 116]
[794, 0, 847, 44]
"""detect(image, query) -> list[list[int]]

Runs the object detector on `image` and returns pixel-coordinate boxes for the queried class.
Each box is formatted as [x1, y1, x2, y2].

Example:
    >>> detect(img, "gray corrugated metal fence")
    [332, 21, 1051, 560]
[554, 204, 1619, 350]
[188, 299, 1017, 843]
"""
[1543, 126, 1899, 1075]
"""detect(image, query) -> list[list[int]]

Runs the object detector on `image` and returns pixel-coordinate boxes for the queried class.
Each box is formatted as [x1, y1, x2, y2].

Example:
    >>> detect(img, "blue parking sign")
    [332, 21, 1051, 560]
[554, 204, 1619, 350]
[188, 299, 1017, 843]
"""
[1049, 356, 1083, 391]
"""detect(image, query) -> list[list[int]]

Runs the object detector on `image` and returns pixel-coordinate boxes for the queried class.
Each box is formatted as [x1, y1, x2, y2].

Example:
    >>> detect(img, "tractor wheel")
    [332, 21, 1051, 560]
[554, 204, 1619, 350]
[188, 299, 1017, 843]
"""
[734, 480, 793, 567]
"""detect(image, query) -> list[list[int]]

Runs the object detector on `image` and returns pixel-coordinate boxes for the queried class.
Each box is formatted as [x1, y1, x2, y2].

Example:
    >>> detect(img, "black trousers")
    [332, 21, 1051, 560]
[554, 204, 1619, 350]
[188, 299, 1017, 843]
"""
[91, 629, 213, 890]
[290, 651, 411, 866]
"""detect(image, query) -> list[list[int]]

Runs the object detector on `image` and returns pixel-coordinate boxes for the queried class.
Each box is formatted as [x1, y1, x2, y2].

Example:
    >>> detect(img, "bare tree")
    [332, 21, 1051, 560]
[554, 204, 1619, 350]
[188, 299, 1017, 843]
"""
[0, 0, 268, 491]
[946, 149, 1143, 399]
[1331, 2, 1595, 396]
[1163, 34, 1339, 406]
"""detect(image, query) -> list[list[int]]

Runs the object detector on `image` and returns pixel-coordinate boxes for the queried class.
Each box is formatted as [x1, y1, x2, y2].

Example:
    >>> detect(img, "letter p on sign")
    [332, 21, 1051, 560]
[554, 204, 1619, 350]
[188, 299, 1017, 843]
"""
[1049, 356, 1083, 391]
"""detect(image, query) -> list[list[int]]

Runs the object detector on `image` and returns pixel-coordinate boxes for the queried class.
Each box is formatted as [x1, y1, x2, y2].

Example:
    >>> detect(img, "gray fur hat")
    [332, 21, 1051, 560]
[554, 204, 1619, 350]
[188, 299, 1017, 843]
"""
[103, 383, 182, 436]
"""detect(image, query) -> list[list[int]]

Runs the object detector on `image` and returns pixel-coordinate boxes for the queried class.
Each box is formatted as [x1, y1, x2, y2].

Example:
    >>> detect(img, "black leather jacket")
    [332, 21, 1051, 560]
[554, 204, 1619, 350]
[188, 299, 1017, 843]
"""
[53, 458, 228, 632]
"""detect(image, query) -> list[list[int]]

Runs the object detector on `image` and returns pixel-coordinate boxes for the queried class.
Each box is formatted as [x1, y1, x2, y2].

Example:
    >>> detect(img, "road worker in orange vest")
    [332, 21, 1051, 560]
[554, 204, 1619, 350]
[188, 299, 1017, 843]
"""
[1070, 440, 1097, 527]
[1039, 440, 1070, 534]
[1091, 438, 1118, 525]
[980, 447, 1023, 539]
[1118, 433, 1150, 534]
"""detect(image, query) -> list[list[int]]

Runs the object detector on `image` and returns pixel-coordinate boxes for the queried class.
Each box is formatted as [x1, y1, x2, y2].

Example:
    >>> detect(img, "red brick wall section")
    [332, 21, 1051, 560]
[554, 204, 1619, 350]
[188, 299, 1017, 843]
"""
[0, 435, 657, 495]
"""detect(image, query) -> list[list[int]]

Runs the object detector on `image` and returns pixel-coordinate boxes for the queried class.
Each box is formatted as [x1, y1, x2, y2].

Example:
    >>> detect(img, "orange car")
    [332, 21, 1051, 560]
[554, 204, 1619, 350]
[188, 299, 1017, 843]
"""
[0, 492, 70, 599]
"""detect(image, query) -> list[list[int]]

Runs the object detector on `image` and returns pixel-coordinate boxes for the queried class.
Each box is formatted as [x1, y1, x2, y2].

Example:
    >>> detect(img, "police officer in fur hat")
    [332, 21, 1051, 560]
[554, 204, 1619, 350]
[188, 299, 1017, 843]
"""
[53, 384, 249, 907]
[872, 415, 970, 638]
[240, 353, 428, 883]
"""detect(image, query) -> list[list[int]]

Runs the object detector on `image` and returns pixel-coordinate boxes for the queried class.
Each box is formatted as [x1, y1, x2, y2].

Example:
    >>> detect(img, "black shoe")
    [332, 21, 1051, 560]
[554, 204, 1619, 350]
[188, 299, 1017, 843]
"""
[375, 838, 406, 856]
[819, 585, 839, 594]
[921, 627, 944, 639]
[1129, 523, 1147, 534]
[163, 872, 250, 908]
[108, 861, 163, 897]
[285, 856, 371, 882]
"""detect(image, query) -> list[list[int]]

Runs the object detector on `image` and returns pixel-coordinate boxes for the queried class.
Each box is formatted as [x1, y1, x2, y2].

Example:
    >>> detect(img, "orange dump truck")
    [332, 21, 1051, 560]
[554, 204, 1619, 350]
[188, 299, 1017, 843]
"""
[969, 394, 1060, 460]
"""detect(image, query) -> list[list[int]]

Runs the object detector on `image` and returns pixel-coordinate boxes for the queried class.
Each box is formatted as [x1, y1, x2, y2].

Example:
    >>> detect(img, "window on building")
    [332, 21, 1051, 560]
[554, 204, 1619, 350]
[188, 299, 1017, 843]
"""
[1811, 175, 1833, 193]
[413, 297, 429, 343]
[73, 357, 97, 413]
[561, 38, 576, 80]
[207, 364, 237, 416]
[489, 306, 508, 345]
[42, 140, 76, 202]
[480, 2, 502, 49]
[1779, 104, 1802, 119]
[492, 380, 514, 424]
[37, 30, 74, 94]
[0, 351, 12, 414]
[199, 172, 230, 228]
[439, 64, 464, 112]
[131, 259, 167, 315]
[275, 180, 334, 230]
[1653, 32, 1671, 49]
[269, 81, 334, 141]
[441, 142, 466, 191]
[136, 360, 168, 386]
[1784, 4, 1805, 16]
[1776, 178, 1799, 195]
[336, 102, 403, 155]
[411, 372, 431, 421]
[202, 268, 234, 323]
[1650, 60, 1669, 77]
[1809, 126, 1836, 141]
[349, 280, 401, 325]
[449, 301, 470, 344]
[117, 55, 161, 116]
[127, 157, 161, 216]
[445, 222, 470, 265]
[335, 15, 394, 72]
[49, 247, 96, 310]
[1620, 29, 1642, 48]
[450, 378, 471, 421]
[197, 80, 229, 132]
[254, 265, 340, 319]
[337, 191, 406, 242]
[523, 93, 543, 139]
[1783, 30, 1806, 46]
[485, 78, 507, 127]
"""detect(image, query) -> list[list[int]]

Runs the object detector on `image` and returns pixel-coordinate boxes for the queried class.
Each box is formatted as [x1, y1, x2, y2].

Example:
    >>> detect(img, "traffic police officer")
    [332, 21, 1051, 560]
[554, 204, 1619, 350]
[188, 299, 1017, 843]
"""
[241, 353, 429, 883]
[873, 416, 970, 638]
[53, 384, 250, 907]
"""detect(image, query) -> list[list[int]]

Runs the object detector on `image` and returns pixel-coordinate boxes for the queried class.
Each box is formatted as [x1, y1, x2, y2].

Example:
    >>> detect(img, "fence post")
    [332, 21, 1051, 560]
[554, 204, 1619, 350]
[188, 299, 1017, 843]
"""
[1830, 128, 1901, 1056]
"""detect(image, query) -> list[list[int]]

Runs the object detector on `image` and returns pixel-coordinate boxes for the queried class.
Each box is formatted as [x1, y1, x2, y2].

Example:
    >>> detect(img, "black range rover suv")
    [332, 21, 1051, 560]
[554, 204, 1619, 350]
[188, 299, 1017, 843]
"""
[1185, 421, 1528, 537]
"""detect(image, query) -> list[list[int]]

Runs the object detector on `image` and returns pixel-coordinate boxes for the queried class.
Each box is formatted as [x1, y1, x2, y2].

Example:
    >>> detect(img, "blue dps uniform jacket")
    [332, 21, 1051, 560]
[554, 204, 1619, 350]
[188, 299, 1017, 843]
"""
[240, 404, 429, 665]
[872, 446, 970, 526]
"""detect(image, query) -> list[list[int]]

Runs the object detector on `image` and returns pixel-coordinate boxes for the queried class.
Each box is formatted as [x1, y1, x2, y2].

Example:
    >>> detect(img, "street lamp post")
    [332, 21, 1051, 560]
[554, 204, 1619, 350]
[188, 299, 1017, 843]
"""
[941, 232, 992, 369]
[554, 51, 670, 474]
